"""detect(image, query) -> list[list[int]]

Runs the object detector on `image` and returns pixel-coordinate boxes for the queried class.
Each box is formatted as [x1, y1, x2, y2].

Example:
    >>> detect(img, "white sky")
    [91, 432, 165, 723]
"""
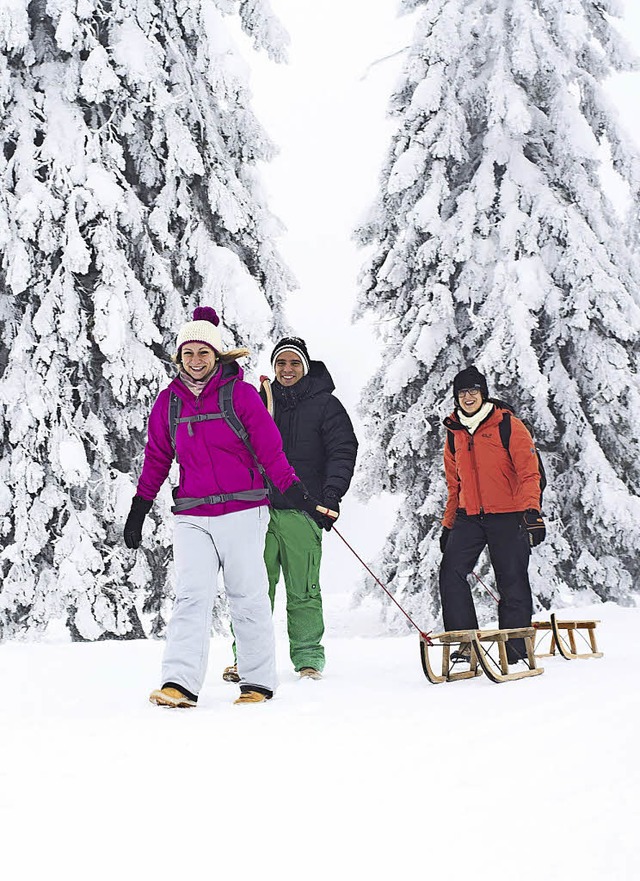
[244, 1, 417, 414]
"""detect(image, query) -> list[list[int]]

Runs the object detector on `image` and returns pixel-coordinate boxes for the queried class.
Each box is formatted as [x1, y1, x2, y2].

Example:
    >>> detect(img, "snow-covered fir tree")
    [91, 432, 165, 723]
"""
[355, 0, 640, 630]
[0, 0, 292, 640]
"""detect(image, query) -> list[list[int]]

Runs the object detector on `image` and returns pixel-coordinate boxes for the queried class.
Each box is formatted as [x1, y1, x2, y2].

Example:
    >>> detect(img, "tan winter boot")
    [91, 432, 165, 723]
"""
[234, 690, 271, 705]
[222, 664, 241, 683]
[149, 686, 197, 708]
[298, 667, 322, 680]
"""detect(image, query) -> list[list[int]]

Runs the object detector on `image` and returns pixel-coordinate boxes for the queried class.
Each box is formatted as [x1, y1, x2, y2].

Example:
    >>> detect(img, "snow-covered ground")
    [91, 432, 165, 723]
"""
[1, 596, 637, 881]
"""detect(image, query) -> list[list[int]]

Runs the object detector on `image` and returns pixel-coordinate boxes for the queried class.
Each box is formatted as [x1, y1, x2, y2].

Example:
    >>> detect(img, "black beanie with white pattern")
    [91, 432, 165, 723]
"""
[270, 337, 311, 376]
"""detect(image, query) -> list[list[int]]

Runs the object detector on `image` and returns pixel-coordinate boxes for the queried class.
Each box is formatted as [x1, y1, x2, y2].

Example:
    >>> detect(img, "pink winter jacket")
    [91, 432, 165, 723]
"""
[136, 363, 297, 516]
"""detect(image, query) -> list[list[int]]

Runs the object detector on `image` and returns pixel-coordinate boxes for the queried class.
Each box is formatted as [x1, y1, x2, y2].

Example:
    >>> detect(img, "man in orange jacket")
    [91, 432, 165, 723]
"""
[438, 366, 546, 664]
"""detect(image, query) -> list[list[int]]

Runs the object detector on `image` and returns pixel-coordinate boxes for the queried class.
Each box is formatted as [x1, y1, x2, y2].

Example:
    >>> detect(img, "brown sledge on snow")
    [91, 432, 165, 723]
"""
[533, 614, 603, 660]
[419, 629, 482, 683]
[420, 626, 543, 684]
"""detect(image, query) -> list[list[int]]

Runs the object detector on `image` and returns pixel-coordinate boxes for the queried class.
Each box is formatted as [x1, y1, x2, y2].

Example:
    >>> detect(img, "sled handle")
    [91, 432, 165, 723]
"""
[316, 504, 338, 519]
[259, 375, 274, 417]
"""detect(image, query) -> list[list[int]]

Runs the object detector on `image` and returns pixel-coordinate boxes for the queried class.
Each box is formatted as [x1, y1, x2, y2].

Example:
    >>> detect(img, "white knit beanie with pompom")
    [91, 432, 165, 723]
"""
[176, 306, 222, 357]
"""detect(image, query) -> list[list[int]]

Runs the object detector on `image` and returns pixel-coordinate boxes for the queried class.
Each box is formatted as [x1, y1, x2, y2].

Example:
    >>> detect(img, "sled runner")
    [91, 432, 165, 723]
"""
[533, 615, 603, 660]
[420, 627, 543, 684]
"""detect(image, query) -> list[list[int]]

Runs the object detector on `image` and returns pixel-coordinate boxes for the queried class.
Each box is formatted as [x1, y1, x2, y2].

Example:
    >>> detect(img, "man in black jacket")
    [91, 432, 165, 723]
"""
[262, 337, 358, 679]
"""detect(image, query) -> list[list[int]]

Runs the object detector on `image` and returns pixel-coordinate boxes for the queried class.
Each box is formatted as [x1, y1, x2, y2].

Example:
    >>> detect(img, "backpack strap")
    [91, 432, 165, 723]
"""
[176, 411, 227, 436]
[169, 391, 228, 444]
[172, 489, 268, 513]
[169, 381, 263, 458]
[169, 391, 182, 451]
[447, 429, 456, 456]
[498, 411, 511, 451]
[218, 379, 269, 485]
[168, 382, 242, 444]
[219, 379, 249, 446]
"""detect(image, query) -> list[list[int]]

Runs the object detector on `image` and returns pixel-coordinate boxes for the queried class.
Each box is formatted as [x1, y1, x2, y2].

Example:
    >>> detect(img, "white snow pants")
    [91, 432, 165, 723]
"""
[162, 507, 277, 696]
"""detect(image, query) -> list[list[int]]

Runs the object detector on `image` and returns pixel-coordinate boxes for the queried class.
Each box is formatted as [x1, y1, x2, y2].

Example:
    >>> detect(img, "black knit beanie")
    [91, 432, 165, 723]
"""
[453, 365, 489, 401]
[270, 337, 311, 376]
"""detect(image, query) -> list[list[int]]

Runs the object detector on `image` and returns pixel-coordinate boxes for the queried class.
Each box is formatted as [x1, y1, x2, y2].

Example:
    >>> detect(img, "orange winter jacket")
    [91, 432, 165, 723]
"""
[442, 405, 541, 529]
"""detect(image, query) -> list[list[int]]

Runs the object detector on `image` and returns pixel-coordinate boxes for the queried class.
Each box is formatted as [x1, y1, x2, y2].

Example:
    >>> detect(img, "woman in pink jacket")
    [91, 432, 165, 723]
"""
[124, 307, 325, 707]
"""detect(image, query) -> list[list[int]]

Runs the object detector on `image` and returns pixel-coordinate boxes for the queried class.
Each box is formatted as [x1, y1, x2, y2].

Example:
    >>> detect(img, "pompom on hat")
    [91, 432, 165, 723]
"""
[175, 306, 222, 358]
[270, 337, 311, 376]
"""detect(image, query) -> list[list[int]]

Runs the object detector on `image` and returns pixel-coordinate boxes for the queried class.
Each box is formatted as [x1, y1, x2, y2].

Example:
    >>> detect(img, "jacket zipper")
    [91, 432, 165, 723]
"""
[468, 435, 484, 516]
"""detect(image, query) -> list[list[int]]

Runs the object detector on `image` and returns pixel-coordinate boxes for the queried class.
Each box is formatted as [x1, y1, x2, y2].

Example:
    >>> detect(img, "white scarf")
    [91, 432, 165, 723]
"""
[457, 401, 494, 434]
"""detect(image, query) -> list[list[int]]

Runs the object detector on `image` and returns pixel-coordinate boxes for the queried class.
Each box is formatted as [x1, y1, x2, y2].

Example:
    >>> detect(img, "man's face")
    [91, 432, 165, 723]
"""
[274, 351, 305, 387]
[181, 344, 217, 381]
[457, 387, 483, 416]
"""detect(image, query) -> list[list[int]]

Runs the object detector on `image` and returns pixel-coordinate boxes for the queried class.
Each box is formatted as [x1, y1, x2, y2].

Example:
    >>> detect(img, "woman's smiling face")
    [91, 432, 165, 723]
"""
[180, 344, 217, 381]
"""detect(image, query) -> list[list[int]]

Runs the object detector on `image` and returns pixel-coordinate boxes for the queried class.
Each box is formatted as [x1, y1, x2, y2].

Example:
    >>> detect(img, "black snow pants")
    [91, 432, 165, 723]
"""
[438, 510, 533, 663]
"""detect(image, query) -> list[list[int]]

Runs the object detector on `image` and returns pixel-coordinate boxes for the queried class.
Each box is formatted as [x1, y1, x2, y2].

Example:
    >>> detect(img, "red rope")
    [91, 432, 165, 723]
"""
[471, 570, 500, 604]
[331, 526, 432, 642]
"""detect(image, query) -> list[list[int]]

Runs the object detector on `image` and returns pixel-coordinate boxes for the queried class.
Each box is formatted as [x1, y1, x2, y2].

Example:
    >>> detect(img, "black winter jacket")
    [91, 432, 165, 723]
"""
[264, 361, 358, 511]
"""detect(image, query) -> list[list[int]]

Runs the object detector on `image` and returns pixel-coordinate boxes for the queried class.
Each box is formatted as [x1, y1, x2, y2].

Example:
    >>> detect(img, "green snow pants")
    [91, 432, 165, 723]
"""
[265, 508, 326, 673]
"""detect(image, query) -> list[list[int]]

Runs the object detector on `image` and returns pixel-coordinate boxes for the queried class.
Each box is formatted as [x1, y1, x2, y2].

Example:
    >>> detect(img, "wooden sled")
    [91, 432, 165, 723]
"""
[420, 627, 542, 684]
[533, 614, 603, 660]
[419, 629, 482, 683]
[471, 627, 543, 683]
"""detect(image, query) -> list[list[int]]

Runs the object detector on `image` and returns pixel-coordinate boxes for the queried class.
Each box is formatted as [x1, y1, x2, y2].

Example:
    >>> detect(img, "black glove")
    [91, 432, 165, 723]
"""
[283, 481, 334, 531]
[124, 496, 153, 549]
[319, 492, 341, 532]
[522, 509, 546, 547]
[322, 492, 340, 520]
[439, 527, 450, 553]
